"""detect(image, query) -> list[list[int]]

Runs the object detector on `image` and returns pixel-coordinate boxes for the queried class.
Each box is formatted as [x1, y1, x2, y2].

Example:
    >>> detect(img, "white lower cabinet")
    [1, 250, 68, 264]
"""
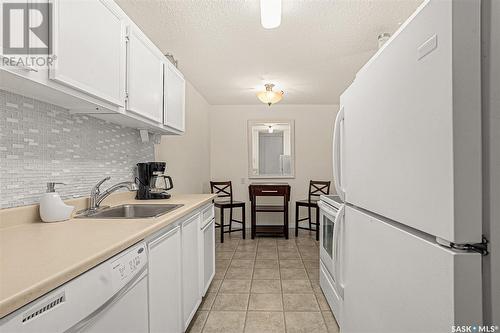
[201, 218, 215, 296]
[199, 204, 215, 296]
[181, 213, 202, 330]
[121, 205, 213, 332]
[148, 226, 182, 333]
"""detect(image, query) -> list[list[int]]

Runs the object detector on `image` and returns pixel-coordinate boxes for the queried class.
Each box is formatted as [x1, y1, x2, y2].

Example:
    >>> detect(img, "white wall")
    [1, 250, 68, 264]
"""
[481, 0, 500, 324]
[155, 81, 211, 194]
[209, 104, 337, 225]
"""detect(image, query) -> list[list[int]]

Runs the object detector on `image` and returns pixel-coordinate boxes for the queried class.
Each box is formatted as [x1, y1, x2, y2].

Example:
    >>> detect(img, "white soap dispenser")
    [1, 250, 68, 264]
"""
[40, 182, 75, 222]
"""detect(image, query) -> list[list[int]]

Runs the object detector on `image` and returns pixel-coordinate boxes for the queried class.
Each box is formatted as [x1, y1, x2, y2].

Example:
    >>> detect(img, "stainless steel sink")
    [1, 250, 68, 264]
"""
[76, 204, 183, 219]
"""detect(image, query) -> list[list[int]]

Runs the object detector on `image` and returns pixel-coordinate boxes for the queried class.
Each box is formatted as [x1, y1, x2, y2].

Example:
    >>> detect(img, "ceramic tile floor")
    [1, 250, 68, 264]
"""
[187, 229, 340, 333]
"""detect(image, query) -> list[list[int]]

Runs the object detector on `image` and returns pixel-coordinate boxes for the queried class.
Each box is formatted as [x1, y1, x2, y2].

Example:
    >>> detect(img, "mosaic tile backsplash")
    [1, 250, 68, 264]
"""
[0, 90, 154, 208]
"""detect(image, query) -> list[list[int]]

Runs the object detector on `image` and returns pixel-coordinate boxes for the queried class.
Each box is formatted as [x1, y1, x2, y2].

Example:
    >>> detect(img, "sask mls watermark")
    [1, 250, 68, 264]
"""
[2, 2, 55, 68]
[452, 325, 499, 333]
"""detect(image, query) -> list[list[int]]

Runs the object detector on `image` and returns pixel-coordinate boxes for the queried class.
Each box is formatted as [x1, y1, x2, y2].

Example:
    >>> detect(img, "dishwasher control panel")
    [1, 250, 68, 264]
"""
[109, 242, 147, 291]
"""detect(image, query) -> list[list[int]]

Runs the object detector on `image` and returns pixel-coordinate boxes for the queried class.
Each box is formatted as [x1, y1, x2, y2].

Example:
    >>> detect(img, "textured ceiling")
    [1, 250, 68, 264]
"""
[116, 0, 422, 105]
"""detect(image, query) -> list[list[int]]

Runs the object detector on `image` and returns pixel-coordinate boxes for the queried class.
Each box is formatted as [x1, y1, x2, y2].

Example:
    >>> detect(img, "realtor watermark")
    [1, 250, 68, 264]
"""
[2, 2, 55, 68]
[452, 325, 499, 333]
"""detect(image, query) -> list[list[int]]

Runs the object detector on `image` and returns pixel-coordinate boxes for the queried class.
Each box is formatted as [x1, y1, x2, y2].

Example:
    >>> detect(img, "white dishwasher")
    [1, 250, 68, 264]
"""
[0, 242, 149, 333]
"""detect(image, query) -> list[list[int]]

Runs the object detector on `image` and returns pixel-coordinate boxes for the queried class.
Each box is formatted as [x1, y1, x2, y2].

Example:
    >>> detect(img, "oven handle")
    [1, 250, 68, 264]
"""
[318, 201, 337, 217]
[334, 205, 345, 298]
[332, 205, 341, 274]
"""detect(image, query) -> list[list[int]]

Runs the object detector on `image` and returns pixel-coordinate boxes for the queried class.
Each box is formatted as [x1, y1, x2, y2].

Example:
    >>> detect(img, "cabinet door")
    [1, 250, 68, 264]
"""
[164, 61, 186, 131]
[182, 214, 201, 330]
[50, 0, 125, 107]
[148, 226, 182, 333]
[202, 219, 215, 295]
[126, 27, 164, 123]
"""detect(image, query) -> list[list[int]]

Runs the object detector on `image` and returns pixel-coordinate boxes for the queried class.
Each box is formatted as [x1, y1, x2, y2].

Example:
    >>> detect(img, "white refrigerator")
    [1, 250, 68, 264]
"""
[334, 0, 486, 332]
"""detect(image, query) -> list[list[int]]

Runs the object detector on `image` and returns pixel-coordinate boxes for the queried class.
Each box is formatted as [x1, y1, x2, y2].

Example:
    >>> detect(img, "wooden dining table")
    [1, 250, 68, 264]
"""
[248, 183, 291, 239]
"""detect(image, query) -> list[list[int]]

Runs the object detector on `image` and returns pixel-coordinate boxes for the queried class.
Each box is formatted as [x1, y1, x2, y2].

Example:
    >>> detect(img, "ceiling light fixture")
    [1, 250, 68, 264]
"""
[260, 0, 281, 29]
[268, 125, 274, 133]
[257, 83, 284, 106]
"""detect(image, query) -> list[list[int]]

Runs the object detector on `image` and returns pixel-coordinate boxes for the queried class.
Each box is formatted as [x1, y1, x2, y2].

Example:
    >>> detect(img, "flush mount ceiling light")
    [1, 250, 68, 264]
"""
[257, 83, 284, 106]
[260, 0, 281, 29]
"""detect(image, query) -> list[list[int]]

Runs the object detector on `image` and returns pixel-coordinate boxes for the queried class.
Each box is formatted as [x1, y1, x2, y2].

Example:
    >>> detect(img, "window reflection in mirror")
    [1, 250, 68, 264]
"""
[248, 120, 295, 178]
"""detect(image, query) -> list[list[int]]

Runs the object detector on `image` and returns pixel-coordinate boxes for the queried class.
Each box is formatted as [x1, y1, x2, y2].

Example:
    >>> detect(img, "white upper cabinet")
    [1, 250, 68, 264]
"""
[164, 61, 186, 132]
[126, 27, 164, 123]
[1, 0, 185, 134]
[50, 0, 125, 107]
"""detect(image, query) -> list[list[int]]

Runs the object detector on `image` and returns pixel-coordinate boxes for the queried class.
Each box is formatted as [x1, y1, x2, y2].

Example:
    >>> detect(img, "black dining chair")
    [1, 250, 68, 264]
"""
[295, 180, 331, 241]
[210, 181, 246, 243]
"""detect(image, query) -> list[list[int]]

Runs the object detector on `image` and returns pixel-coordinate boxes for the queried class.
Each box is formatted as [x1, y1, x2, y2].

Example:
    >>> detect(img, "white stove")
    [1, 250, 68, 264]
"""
[318, 194, 344, 326]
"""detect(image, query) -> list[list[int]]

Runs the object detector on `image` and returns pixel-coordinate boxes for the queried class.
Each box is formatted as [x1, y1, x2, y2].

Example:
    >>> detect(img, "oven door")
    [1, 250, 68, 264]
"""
[318, 201, 344, 296]
[319, 202, 336, 277]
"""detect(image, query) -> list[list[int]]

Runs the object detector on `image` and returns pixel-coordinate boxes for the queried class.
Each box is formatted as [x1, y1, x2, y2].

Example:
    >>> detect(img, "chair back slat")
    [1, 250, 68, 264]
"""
[210, 181, 233, 203]
[308, 180, 331, 202]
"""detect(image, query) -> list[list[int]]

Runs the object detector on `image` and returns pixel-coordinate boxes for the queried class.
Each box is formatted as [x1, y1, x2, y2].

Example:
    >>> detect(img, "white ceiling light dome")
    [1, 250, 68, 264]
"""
[257, 83, 284, 106]
[260, 0, 282, 29]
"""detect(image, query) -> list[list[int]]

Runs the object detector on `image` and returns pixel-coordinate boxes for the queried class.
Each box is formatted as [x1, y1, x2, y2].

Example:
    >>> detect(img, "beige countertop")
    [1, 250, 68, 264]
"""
[0, 193, 216, 318]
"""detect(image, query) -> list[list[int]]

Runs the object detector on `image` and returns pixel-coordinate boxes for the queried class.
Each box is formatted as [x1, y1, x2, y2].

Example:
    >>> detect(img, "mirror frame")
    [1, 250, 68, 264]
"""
[247, 119, 295, 179]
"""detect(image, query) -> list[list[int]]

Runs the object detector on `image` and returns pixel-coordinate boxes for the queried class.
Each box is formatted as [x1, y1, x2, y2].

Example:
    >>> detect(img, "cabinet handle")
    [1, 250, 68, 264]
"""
[202, 218, 214, 231]
[149, 226, 180, 247]
[261, 190, 278, 193]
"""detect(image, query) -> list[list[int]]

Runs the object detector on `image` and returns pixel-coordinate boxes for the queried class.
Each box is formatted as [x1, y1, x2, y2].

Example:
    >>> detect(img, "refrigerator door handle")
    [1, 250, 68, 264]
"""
[436, 236, 489, 256]
[333, 106, 345, 201]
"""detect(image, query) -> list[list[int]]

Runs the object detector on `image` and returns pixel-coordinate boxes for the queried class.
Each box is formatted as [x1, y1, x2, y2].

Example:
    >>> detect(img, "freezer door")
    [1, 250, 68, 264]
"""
[343, 206, 482, 333]
[340, 0, 482, 243]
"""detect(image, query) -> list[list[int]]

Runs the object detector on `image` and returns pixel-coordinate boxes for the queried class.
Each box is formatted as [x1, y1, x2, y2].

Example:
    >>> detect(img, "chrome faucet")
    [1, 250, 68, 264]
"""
[88, 177, 138, 212]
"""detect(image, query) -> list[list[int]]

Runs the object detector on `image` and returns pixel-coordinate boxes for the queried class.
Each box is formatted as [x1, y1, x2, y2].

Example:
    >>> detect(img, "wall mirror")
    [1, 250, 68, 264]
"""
[248, 120, 295, 178]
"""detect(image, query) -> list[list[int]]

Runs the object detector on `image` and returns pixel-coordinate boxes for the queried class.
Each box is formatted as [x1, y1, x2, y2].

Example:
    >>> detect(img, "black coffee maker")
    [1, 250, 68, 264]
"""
[136, 162, 174, 200]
